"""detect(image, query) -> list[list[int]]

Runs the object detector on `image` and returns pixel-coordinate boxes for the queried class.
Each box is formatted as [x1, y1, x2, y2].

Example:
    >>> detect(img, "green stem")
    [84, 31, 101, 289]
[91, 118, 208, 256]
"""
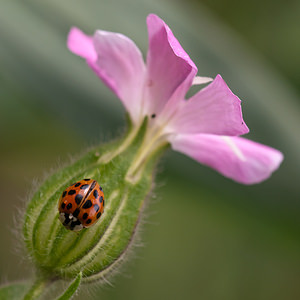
[98, 118, 142, 164]
[126, 126, 167, 183]
[23, 276, 51, 300]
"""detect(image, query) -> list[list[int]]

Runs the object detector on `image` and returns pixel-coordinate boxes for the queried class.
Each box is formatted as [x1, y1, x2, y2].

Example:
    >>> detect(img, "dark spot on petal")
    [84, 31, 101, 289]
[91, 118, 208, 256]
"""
[80, 184, 89, 190]
[96, 212, 101, 219]
[61, 202, 66, 209]
[147, 79, 153, 86]
[73, 208, 80, 218]
[67, 203, 72, 210]
[74, 182, 81, 187]
[93, 189, 99, 199]
[68, 190, 76, 195]
[151, 114, 156, 118]
[94, 204, 100, 212]
[82, 200, 92, 209]
[86, 219, 92, 224]
[82, 213, 88, 220]
[75, 194, 83, 205]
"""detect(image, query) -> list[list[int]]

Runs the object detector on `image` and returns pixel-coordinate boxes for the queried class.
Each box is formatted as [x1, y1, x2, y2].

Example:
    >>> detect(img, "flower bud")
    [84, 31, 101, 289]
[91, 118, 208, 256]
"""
[23, 118, 167, 282]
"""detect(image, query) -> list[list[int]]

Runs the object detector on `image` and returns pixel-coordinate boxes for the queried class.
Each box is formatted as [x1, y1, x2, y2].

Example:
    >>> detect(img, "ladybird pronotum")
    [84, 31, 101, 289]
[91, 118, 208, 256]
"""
[58, 179, 105, 231]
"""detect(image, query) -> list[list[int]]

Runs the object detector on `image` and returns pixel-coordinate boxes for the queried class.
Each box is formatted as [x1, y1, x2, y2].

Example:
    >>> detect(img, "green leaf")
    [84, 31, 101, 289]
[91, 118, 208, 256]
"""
[56, 272, 82, 300]
[0, 282, 29, 300]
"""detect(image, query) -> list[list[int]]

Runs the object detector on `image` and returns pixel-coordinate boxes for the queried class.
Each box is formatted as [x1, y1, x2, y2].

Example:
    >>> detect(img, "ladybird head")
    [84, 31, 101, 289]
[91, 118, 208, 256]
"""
[59, 212, 83, 232]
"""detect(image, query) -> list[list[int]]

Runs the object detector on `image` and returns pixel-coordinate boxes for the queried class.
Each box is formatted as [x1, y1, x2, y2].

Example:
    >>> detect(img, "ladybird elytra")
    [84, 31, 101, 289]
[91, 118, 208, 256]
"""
[58, 179, 105, 231]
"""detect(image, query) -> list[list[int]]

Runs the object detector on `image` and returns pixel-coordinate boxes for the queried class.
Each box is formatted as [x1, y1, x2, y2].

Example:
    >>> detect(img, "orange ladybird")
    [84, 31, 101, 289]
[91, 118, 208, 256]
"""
[58, 179, 105, 231]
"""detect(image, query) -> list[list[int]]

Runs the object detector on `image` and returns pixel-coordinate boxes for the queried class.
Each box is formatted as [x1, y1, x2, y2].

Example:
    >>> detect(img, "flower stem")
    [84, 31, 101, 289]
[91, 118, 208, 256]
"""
[23, 276, 51, 300]
[126, 126, 168, 183]
[99, 119, 142, 164]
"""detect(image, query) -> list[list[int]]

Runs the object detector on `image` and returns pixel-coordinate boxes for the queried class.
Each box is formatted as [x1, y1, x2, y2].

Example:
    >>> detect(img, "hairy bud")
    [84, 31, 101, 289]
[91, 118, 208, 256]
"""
[23, 118, 167, 285]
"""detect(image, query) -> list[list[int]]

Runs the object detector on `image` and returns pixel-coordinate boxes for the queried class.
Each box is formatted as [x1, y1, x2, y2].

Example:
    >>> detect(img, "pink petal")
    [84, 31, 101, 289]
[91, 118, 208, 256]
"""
[67, 28, 117, 100]
[143, 14, 197, 118]
[167, 75, 249, 136]
[170, 134, 283, 184]
[67, 27, 146, 124]
[92, 31, 146, 123]
[67, 27, 97, 61]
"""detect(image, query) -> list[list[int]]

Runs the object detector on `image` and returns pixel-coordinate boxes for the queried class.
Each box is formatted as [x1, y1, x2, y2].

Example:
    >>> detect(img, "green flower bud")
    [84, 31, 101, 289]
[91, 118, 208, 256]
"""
[23, 118, 168, 285]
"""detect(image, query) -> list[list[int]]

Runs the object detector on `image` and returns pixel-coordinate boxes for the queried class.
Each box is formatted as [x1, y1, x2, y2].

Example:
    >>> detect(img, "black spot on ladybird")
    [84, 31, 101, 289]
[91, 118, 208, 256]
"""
[82, 200, 92, 209]
[100, 186, 103, 191]
[94, 204, 100, 212]
[96, 212, 101, 219]
[93, 189, 99, 198]
[99, 196, 103, 203]
[75, 194, 83, 205]
[80, 184, 89, 190]
[86, 219, 92, 224]
[73, 208, 80, 218]
[67, 203, 72, 210]
[61, 202, 66, 209]
[84, 178, 90, 181]
[62, 191, 67, 197]
[82, 213, 88, 220]
[68, 190, 76, 195]
[74, 182, 81, 187]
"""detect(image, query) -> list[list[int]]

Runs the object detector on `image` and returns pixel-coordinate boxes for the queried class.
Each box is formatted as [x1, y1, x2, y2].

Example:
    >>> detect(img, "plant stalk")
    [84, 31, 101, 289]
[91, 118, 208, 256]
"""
[23, 276, 52, 300]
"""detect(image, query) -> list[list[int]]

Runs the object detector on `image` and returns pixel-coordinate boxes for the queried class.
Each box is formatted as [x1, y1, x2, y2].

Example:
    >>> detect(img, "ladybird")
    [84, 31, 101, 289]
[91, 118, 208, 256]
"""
[58, 179, 105, 231]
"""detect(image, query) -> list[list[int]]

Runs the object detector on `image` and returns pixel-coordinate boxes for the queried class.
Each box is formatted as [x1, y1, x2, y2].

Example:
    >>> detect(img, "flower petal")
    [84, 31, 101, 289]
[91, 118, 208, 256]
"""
[167, 75, 249, 136]
[67, 27, 97, 61]
[68, 27, 146, 124]
[170, 134, 283, 184]
[92, 31, 147, 124]
[143, 14, 197, 118]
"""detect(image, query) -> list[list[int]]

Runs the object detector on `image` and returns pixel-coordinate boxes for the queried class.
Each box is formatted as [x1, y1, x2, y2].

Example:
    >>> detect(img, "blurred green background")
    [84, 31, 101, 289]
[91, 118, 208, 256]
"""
[1, 0, 300, 299]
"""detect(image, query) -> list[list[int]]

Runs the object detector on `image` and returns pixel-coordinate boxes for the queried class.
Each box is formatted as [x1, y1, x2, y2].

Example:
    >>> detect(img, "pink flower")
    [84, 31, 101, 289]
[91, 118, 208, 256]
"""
[67, 14, 283, 184]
